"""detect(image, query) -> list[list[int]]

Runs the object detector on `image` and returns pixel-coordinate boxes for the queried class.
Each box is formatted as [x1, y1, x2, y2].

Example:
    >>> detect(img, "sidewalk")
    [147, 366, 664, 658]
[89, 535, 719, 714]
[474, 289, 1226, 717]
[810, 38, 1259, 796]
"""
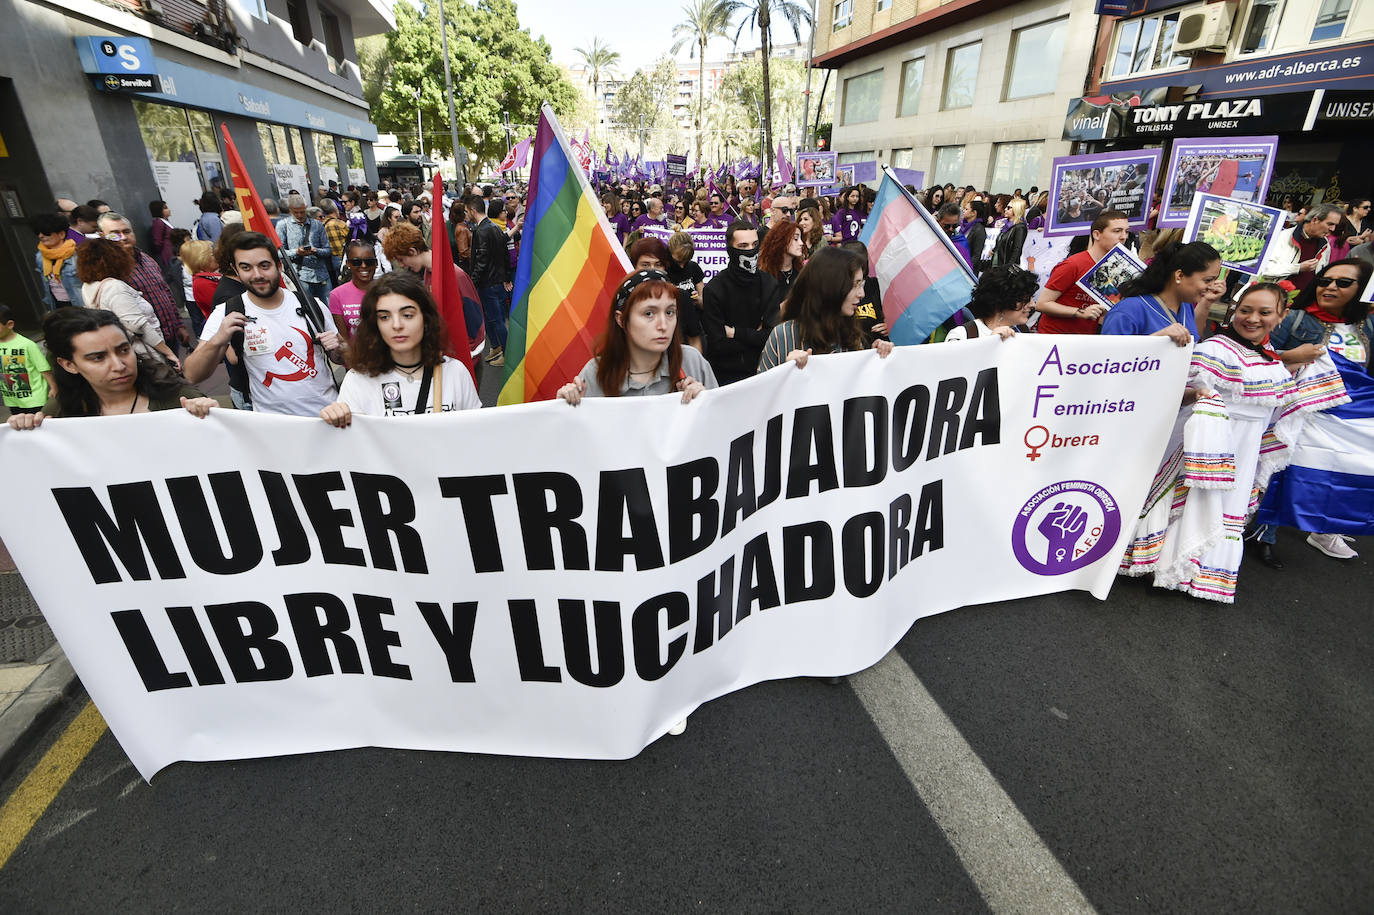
[0, 538, 80, 778]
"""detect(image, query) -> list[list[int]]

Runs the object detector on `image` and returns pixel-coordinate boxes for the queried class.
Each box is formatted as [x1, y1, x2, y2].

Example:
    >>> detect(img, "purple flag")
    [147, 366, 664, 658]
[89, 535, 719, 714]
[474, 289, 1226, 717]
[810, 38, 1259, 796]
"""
[773, 143, 793, 188]
[497, 136, 531, 173]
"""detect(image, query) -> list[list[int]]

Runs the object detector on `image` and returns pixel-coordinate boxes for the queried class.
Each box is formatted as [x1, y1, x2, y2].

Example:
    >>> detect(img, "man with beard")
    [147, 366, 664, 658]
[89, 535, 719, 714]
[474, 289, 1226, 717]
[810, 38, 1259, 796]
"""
[184, 232, 344, 415]
[701, 220, 783, 384]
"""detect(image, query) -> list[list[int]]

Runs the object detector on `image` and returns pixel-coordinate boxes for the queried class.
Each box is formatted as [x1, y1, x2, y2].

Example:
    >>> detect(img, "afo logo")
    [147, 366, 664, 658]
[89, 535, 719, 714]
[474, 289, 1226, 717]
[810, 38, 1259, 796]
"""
[1011, 480, 1121, 576]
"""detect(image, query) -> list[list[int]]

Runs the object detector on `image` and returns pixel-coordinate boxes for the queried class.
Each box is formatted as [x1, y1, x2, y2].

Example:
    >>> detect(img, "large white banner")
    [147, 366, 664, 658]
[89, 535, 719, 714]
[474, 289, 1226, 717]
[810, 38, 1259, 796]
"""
[0, 337, 1187, 779]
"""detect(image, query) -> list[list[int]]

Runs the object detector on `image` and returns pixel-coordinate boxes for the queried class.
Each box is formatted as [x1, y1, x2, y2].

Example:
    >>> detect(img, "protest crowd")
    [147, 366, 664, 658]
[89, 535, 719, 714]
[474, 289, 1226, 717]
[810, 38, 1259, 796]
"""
[6, 129, 1373, 624]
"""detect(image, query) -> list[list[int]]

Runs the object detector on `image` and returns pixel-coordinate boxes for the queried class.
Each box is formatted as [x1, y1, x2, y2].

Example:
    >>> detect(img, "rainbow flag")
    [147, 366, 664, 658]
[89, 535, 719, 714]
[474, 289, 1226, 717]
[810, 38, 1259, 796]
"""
[858, 169, 976, 345]
[499, 106, 631, 405]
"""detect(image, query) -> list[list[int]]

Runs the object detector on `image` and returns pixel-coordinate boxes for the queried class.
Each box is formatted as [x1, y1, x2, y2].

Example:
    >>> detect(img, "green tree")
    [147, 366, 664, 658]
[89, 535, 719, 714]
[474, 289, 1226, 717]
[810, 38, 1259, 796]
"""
[671, 0, 736, 166]
[718, 56, 806, 158]
[574, 36, 620, 124]
[364, 0, 579, 171]
[731, 0, 811, 159]
[611, 57, 677, 152]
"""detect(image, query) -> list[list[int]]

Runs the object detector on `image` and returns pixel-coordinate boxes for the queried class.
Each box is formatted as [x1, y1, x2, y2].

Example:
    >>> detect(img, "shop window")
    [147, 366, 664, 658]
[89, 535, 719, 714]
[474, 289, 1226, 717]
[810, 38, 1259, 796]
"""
[941, 42, 981, 110]
[990, 141, 1043, 192]
[134, 100, 196, 163]
[1311, 0, 1352, 40]
[891, 148, 913, 169]
[1110, 11, 1191, 76]
[932, 146, 965, 186]
[1005, 18, 1067, 100]
[833, 0, 852, 31]
[1239, 0, 1285, 53]
[258, 123, 276, 165]
[289, 127, 307, 165]
[271, 124, 292, 165]
[842, 70, 884, 125]
[897, 58, 924, 118]
[839, 151, 874, 164]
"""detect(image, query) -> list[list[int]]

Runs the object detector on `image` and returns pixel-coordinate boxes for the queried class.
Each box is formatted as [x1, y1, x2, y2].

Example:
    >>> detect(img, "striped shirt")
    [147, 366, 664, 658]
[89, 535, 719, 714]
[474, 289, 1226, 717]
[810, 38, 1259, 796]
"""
[127, 248, 183, 339]
[757, 320, 851, 373]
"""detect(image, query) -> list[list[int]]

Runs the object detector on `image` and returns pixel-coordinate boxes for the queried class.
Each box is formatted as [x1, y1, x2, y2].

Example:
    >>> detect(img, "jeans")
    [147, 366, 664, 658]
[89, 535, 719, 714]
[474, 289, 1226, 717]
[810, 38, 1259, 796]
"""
[479, 285, 508, 351]
[299, 281, 330, 315]
[229, 386, 253, 411]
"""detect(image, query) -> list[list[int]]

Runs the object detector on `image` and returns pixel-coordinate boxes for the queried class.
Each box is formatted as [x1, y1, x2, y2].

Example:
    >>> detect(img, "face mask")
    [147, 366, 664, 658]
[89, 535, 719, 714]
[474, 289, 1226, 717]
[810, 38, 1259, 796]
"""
[729, 245, 760, 275]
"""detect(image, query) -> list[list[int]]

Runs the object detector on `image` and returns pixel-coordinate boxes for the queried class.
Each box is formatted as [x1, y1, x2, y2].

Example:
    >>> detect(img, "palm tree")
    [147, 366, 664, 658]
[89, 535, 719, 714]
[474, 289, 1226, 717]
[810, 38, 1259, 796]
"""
[574, 37, 621, 131]
[672, 0, 737, 165]
[732, 0, 811, 160]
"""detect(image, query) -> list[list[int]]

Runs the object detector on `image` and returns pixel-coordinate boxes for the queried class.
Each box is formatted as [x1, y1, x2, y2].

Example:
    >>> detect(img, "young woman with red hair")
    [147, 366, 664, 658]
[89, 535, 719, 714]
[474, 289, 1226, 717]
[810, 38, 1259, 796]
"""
[557, 269, 716, 404]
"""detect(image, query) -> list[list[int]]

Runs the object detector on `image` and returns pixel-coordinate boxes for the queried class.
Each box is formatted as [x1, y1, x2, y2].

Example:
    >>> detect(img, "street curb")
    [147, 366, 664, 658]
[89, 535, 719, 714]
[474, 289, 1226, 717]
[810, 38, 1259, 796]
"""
[0, 644, 80, 781]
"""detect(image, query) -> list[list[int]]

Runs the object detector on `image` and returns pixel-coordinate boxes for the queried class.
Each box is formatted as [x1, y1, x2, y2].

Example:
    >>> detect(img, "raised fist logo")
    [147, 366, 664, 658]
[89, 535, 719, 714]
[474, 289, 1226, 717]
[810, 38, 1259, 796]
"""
[1036, 501, 1088, 572]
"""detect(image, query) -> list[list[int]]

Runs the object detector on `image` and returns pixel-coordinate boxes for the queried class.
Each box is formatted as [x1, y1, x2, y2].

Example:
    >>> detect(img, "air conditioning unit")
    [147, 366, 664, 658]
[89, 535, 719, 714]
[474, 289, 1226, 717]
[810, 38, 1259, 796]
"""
[1173, 4, 1234, 53]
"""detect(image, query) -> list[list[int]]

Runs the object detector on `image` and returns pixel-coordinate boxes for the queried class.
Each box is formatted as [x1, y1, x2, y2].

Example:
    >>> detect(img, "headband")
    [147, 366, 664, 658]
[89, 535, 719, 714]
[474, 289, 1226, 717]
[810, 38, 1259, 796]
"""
[614, 270, 671, 312]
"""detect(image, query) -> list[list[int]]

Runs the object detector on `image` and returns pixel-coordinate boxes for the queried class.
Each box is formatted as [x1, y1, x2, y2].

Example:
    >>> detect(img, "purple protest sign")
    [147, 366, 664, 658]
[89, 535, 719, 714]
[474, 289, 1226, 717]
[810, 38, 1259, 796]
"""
[1046, 148, 1164, 238]
[1158, 135, 1278, 229]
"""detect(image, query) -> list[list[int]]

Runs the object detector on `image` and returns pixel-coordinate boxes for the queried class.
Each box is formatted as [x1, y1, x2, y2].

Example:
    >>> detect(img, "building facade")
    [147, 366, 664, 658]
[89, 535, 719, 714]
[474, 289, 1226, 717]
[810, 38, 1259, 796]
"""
[813, 0, 1103, 191]
[0, 0, 392, 326]
[1068, 0, 1373, 206]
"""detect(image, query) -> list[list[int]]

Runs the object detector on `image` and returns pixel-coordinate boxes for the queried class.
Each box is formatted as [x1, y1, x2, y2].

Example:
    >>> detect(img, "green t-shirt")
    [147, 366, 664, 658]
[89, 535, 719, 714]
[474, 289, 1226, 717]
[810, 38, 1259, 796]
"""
[0, 333, 50, 409]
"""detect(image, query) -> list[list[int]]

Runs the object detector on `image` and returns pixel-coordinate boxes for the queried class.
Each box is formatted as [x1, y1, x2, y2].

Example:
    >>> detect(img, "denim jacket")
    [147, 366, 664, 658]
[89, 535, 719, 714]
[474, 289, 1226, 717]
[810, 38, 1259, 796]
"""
[34, 249, 85, 308]
[1270, 307, 1374, 368]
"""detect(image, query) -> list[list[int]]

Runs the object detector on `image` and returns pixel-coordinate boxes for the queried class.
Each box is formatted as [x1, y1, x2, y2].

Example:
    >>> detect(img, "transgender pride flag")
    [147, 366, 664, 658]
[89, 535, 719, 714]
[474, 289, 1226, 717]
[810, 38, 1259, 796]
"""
[1255, 352, 1374, 535]
[858, 169, 976, 346]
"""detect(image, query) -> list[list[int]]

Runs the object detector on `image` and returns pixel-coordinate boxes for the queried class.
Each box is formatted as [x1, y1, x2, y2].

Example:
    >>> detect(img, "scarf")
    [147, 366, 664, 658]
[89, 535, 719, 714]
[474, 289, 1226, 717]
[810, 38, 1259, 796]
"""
[39, 238, 77, 280]
[1305, 303, 1344, 323]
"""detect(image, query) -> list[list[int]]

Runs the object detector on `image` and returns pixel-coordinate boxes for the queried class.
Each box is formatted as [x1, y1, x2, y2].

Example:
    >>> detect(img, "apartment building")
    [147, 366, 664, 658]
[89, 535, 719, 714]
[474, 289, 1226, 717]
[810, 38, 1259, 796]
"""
[0, 0, 392, 324]
[1069, 0, 1372, 205]
[813, 0, 1103, 191]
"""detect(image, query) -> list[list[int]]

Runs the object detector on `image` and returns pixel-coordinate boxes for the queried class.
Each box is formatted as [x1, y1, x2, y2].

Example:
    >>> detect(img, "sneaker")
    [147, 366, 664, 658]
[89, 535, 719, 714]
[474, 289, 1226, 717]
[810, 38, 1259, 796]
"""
[669, 717, 687, 736]
[1307, 533, 1359, 560]
[483, 346, 504, 365]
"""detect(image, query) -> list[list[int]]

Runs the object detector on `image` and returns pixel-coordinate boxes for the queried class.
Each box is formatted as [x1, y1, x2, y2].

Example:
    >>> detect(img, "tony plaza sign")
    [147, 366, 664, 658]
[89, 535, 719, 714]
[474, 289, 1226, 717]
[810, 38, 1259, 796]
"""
[0, 337, 1188, 780]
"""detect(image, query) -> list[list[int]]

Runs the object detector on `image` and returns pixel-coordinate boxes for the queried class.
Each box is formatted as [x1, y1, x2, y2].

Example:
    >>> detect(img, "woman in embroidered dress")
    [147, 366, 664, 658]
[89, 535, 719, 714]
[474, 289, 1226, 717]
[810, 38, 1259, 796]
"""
[1117, 284, 1348, 602]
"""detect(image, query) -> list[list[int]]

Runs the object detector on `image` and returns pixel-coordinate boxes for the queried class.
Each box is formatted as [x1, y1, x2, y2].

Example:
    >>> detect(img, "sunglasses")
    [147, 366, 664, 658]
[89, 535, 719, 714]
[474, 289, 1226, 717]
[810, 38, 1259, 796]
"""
[1315, 276, 1358, 288]
[348, 257, 378, 267]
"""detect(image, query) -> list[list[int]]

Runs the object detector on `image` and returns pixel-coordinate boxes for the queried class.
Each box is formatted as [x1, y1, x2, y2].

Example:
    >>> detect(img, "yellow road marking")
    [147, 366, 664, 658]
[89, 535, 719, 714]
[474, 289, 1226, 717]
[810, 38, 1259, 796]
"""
[0, 701, 106, 870]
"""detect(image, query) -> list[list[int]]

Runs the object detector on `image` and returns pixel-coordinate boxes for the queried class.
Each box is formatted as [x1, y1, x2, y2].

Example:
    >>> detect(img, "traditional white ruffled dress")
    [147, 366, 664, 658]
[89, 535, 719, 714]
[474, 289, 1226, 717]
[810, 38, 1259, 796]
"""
[1118, 335, 1349, 603]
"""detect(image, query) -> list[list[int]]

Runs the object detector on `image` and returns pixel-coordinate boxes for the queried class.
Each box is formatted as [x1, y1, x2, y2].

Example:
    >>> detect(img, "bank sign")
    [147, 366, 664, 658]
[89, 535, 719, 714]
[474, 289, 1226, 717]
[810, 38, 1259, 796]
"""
[76, 36, 163, 93]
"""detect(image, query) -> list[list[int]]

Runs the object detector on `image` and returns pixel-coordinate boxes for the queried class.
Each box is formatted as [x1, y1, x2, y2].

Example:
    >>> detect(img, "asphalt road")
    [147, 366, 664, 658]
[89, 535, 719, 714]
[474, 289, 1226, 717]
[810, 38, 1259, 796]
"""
[0, 520, 1370, 913]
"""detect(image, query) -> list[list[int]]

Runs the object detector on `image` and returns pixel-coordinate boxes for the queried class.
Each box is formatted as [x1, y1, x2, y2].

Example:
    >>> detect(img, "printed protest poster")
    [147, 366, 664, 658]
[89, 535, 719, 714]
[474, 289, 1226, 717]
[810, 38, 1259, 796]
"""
[1159, 136, 1278, 228]
[1076, 244, 1146, 309]
[1182, 193, 1285, 274]
[1046, 149, 1163, 238]
[796, 151, 837, 187]
[644, 225, 727, 281]
[0, 337, 1188, 780]
[270, 163, 310, 200]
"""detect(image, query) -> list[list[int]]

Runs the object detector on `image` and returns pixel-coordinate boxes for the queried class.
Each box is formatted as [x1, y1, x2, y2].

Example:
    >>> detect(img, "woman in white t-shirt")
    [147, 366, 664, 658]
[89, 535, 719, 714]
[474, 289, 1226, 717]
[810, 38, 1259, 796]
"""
[320, 271, 480, 425]
[944, 265, 1039, 342]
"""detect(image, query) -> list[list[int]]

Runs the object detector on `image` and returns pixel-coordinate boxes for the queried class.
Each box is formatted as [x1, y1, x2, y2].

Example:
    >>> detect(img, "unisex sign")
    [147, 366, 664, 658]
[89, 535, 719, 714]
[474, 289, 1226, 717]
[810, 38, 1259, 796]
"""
[0, 338, 1188, 780]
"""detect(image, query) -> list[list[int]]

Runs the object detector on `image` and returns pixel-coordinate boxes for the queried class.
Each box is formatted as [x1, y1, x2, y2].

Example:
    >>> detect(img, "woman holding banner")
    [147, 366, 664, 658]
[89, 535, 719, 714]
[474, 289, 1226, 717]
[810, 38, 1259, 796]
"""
[6, 308, 214, 429]
[556, 269, 716, 405]
[1250, 257, 1373, 564]
[1124, 283, 1348, 602]
[319, 272, 480, 425]
[756, 247, 895, 372]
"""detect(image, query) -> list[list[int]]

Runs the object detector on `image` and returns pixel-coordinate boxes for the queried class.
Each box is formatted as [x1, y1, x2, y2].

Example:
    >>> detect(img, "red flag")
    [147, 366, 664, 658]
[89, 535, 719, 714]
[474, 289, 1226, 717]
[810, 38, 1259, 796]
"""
[428, 171, 476, 380]
[220, 124, 281, 248]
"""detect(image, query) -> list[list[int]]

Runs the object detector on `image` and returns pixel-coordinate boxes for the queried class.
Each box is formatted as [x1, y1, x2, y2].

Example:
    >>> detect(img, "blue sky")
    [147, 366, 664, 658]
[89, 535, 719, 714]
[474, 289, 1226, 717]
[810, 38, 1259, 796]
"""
[514, 0, 781, 75]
